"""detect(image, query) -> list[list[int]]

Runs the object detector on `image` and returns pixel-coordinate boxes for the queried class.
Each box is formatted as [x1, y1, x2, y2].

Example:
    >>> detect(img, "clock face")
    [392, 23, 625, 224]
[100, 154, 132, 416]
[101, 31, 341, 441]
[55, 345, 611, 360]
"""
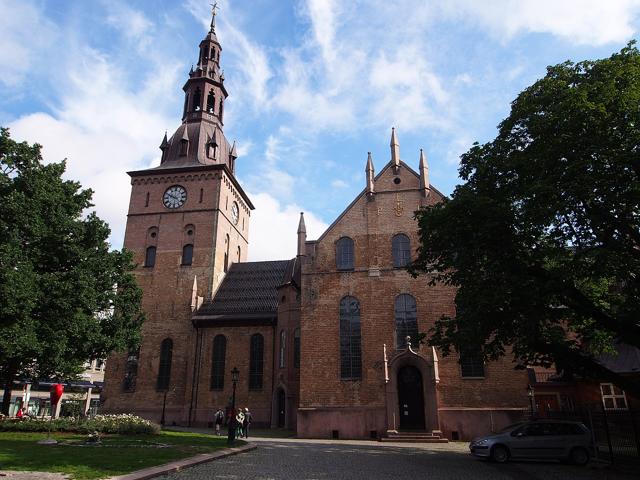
[163, 185, 187, 209]
[231, 202, 239, 225]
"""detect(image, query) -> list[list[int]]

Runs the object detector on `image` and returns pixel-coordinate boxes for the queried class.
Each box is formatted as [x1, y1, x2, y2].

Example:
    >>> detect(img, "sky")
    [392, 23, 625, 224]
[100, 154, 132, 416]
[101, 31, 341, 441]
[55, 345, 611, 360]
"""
[2, 0, 639, 261]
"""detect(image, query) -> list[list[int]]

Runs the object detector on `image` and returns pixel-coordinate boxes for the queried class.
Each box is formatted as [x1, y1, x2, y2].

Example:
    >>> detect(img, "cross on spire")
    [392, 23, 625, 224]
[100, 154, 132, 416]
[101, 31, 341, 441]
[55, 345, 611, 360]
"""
[210, 2, 219, 32]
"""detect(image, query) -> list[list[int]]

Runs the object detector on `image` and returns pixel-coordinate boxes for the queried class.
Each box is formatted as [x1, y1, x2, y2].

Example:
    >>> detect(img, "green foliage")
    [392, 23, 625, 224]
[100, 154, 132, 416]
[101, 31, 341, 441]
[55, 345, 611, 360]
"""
[0, 414, 160, 434]
[0, 128, 144, 410]
[411, 43, 640, 395]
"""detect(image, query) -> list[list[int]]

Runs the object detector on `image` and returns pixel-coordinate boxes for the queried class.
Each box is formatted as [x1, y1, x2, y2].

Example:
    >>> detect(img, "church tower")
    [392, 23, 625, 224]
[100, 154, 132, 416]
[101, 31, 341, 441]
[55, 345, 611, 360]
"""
[102, 8, 253, 424]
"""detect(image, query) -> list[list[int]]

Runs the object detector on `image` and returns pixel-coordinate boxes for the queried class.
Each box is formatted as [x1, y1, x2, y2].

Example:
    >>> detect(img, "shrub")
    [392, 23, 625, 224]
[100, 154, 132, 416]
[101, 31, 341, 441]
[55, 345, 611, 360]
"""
[0, 414, 160, 435]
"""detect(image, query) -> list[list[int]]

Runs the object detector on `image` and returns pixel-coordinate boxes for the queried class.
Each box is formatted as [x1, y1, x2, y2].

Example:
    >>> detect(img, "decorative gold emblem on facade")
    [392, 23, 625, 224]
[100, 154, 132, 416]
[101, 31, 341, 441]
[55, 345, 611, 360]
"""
[394, 193, 404, 217]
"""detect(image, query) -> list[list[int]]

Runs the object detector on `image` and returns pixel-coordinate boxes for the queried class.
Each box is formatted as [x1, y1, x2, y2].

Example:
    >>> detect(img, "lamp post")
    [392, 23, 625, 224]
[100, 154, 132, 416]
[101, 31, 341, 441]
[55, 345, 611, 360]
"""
[227, 367, 239, 446]
[527, 384, 535, 418]
[160, 389, 169, 427]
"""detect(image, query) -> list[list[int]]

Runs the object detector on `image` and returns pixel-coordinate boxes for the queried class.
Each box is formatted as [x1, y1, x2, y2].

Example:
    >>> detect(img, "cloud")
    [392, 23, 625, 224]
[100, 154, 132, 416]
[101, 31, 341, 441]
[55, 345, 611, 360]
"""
[440, 0, 640, 45]
[247, 192, 328, 261]
[0, 0, 57, 87]
[104, 0, 153, 46]
[331, 179, 348, 189]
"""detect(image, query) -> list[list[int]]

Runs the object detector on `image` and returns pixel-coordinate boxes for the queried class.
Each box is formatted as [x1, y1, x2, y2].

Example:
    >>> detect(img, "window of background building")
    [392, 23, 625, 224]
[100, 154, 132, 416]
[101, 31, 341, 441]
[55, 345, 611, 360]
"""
[459, 349, 485, 378]
[210, 335, 226, 390]
[392, 233, 411, 267]
[336, 237, 354, 270]
[182, 244, 193, 265]
[145, 246, 156, 267]
[340, 296, 362, 380]
[249, 334, 264, 390]
[600, 383, 628, 410]
[395, 294, 418, 348]
[156, 338, 173, 391]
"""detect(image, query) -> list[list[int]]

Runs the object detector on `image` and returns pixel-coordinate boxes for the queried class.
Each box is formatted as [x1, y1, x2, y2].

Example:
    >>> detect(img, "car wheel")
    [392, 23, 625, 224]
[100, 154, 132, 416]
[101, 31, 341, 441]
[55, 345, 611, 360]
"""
[491, 445, 510, 463]
[569, 447, 589, 466]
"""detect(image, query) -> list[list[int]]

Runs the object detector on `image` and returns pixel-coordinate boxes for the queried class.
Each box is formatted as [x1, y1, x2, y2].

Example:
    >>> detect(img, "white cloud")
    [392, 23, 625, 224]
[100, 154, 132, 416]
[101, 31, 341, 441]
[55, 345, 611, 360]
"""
[0, 0, 57, 87]
[248, 192, 328, 261]
[441, 0, 640, 45]
[331, 179, 348, 189]
[104, 0, 153, 46]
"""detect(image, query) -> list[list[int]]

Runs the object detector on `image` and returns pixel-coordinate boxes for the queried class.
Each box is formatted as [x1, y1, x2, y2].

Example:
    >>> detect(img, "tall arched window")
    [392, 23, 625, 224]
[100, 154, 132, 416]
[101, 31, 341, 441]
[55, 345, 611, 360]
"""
[279, 330, 286, 368]
[395, 294, 418, 348]
[336, 237, 354, 270]
[182, 244, 193, 266]
[207, 90, 216, 113]
[340, 296, 362, 380]
[219, 98, 224, 119]
[145, 246, 156, 267]
[156, 338, 173, 391]
[294, 328, 301, 369]
[210, 335, 226, 390]
[237, 246, 241, 263]
[392, 234, 411, 268]
[192, 87, 201, 111]
[249, 333, 264, 390]
[183, 93, 189, 117]
[224, 234, 229, 272]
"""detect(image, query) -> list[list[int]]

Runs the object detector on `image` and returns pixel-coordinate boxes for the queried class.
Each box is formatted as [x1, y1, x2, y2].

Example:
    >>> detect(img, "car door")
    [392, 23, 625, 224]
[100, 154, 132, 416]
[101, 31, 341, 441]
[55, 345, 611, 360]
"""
[508, 423, 545, 459]
[539, 423, 568, 458]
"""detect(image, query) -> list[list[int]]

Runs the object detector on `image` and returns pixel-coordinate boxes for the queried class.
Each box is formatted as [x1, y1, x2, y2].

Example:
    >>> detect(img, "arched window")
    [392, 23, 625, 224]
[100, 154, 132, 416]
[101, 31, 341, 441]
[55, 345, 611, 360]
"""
[182, 244, 193, 266]
[156, 338, 173, 391]
[459, 349, 485, 378]
[123, 349, 139, 392]
[336, 237, 354, 270]
[392, 234, 411, 268]
[237, 246, 241, 263]
[183, 93, 189, 117]
[192, 87, 201, 111]
[219, 98, 224, 120]
[294, 328, 301, 369]
[340, 296, 362, 380]
[249, 333, 264, 390]
[395, 294, 418, 348]
[207, 90, 215, 113]
[279, 330, 286, 368]
[224, 234, 229, 272]
[145, 246, 156, 267]
[210, 335, 226, 390]
[145, 192, 150, 207]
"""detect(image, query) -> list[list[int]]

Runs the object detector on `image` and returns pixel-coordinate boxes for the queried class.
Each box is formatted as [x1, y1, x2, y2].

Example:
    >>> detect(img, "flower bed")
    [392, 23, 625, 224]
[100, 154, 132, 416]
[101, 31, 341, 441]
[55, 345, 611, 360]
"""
[0, 414, 160, 434]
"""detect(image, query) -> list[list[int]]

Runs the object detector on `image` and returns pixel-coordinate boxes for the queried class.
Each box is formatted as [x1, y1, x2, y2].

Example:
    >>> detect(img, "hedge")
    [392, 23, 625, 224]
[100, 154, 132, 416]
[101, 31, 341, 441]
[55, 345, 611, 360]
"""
[0, 414, 160, 434]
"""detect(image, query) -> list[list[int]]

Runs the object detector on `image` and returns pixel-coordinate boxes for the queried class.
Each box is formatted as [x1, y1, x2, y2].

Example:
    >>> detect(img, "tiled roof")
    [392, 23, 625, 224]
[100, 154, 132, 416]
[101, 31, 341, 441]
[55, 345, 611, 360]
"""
[195, 260, 293, 317]
[598, 342, 640, 374]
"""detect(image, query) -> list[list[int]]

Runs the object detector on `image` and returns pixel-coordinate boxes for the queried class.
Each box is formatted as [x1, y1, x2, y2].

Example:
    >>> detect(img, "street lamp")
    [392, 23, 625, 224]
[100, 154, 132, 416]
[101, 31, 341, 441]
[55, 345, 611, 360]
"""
[527, 384, 535, 418]
[227, 367, 240, 446]
[160, 386, 175, 427]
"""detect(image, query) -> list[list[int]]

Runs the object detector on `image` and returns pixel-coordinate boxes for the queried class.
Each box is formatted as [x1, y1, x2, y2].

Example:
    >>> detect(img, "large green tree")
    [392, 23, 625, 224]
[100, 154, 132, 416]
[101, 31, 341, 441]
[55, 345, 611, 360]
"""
[0, 128, 144, 414]
[411, 43, 640, 397]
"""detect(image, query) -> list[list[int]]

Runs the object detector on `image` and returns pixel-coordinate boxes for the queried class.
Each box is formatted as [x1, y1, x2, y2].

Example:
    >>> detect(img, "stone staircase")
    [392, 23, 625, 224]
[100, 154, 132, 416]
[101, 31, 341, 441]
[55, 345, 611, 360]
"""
[380, 431, 449, 443]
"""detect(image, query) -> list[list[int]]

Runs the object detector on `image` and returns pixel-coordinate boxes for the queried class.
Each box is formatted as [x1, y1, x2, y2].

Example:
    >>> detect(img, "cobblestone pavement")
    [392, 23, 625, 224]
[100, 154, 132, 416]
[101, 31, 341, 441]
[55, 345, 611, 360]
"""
[160, 438, 637, 480]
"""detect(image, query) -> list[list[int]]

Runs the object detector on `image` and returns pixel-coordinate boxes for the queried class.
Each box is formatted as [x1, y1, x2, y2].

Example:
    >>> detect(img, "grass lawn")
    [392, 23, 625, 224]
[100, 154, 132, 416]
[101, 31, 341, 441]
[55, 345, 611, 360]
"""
[0, 430, 241, 480]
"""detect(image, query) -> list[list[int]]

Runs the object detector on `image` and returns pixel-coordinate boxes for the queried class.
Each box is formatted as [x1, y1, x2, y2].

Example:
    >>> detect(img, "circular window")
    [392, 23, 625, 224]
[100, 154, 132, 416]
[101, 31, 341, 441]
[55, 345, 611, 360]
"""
[187, 229, 193, 236]
[150, 232, 157, 238]
[393, 177, 401, 185]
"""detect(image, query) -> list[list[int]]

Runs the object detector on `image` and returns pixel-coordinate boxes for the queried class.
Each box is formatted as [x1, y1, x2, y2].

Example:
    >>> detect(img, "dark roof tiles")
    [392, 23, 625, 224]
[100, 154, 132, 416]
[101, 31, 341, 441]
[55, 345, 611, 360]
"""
[195, 260, 293, 317]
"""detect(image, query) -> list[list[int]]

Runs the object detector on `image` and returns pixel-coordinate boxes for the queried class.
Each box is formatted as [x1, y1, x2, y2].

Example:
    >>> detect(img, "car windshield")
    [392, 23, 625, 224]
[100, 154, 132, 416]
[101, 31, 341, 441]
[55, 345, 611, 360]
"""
[497, 423, 524, 433]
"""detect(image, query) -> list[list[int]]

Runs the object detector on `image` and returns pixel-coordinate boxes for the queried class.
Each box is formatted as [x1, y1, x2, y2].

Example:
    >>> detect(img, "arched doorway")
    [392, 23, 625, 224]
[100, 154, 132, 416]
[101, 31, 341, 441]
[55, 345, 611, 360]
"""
[398, 365, 425, 430]
[277, 388, 286, 428]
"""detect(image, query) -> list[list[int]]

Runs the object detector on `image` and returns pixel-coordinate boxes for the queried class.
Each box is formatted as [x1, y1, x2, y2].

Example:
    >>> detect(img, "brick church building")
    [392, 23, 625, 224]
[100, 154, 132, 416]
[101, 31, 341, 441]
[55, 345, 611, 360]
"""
[102, 11, 530, 440]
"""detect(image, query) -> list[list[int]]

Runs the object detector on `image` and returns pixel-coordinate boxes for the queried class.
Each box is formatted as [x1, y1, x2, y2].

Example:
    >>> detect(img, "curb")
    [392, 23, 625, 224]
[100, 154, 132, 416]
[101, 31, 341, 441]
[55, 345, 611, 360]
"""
[108, 443, 257, 480]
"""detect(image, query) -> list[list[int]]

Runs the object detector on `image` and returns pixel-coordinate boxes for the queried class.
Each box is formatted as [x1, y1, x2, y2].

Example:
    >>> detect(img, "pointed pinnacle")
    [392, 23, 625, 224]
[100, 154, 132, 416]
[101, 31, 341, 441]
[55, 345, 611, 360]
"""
[390, 127, 399, 146]
[297, 212, 306, 234]
[366, 152, 374, 171]
[160, 131, 169, 149]
[419, 148, 427, 168]
[230, 140, 238, 158]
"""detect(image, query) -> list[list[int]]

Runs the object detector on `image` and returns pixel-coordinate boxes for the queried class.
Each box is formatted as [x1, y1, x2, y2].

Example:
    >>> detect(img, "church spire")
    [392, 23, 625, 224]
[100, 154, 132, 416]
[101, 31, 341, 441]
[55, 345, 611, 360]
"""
[297, 212, 307, 257]
[390, 127, 400, 171]
[419, 148, 430, 197]
[210, 2, 219, 32]
[365, 152, 375, 196]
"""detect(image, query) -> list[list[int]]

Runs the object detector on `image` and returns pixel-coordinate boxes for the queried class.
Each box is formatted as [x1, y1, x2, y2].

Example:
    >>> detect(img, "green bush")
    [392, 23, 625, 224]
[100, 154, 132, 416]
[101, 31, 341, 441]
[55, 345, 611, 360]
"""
[0, 414, 160, 435]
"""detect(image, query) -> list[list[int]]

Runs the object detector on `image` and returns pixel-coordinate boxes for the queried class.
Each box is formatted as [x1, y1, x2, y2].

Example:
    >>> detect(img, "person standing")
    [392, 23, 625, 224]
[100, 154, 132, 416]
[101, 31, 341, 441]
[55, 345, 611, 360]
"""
[214, 407, 224, 436]
[242, 407, 252, 438]
[235, 409, 245, 438]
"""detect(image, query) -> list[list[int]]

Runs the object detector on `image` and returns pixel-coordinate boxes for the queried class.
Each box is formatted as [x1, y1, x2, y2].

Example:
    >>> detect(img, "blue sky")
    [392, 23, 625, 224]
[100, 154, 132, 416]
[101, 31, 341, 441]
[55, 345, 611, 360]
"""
[2, 0, 639, 260]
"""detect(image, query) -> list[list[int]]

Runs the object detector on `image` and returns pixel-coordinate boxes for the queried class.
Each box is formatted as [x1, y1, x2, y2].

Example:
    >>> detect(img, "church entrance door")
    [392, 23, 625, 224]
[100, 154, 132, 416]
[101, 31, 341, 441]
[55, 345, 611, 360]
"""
[397, 365, 426, 430]
[277, 388, 286, 428]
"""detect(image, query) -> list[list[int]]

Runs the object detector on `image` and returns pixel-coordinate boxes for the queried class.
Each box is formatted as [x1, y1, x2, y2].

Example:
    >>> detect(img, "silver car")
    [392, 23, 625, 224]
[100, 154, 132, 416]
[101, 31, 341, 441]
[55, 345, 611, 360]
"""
[469, 420, 594, 465]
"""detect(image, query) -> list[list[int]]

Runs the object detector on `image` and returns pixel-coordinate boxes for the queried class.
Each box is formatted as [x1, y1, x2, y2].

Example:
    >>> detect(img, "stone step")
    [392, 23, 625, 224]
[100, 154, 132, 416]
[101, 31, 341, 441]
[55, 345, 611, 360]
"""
[381, 431, 449, 443]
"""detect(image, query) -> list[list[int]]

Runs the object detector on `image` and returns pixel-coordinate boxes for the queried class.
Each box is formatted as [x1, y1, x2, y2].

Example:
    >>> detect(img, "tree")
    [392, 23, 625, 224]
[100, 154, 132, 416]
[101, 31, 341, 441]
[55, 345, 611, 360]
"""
[0, 128, 144, 414]
[411, 43, 640, 397]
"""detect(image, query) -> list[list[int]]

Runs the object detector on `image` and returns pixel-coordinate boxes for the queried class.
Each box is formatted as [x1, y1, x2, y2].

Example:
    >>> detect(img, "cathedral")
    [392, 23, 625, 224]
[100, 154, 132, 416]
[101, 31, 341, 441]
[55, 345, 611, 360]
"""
[102, 11, 530, 441]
